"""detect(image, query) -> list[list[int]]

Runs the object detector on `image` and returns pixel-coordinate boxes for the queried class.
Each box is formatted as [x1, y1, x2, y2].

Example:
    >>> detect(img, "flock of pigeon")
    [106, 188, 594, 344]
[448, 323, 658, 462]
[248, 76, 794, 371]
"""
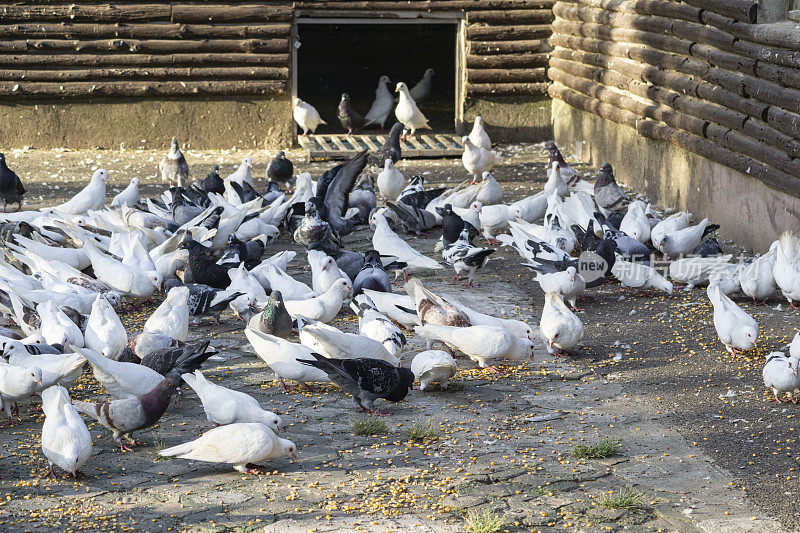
[293, 70, 436, 139]
[0, 113, 799, 481]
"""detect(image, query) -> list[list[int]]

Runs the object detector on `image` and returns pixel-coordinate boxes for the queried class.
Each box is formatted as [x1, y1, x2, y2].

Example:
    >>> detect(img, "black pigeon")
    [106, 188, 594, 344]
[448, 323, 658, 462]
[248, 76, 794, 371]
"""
[397, 175, 444, 209]
[594, 212, 650, 262]
[353, 250, 392, 296]
[297, 353, 414, 413]
[178, 240, 231, 289]
[693, 236, 723, 257]
[0, 153, 25, 212]
[528, 238, 618, 288]
[171, 194, 204, 226]
[367, 122, 403, 167]
[192, 165, 225, 195]
[140, 340, 216, 377]
[315, 163, 345, 206]
[437, 204, 466, 247]
[571, 220, 603, 252]
[320, 150, 368, 235]
[73, 379, 180, 451]
[229, 181, 262, 205]
[198, 206, 224, 230]
[267, 150, 293, 184]
[338, 93, 363, 135]
[218, 234, 267, 268]
[263, 181, 285, 204]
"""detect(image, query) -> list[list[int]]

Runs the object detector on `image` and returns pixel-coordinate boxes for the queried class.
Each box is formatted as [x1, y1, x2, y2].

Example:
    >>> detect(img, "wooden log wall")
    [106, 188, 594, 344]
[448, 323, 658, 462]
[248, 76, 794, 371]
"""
[0, 1, 553, 101]
[549, 0, 800, 195]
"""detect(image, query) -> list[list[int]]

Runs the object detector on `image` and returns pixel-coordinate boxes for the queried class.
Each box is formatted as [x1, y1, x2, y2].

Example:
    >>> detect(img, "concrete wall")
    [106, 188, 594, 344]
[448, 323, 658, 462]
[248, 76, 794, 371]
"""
[463, 94, 552, 143]
[0, 96, 294, 150]
[552, 99, 800, 253]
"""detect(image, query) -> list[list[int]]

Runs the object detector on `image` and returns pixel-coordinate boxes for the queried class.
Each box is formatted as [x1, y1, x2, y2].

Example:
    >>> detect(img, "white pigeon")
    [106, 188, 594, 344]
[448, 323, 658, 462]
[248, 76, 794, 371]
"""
[612, 259, 673, 294]
[763, 352, 800, 402]
[411, 350, 457, 391]
[158, 423, 297, 473]
[298, 319, 399, 365]
[511, 191, 548, 223]
[361, 289, 420, 328]
[41, 385, 92, 477]
[707, 284, 759, 355]
[441, 295, 532, 339]
[534, 266, 586, 309]
[73, 346, 165, 399]
[182, 370, 282, 430]
[452, 202, 482, 233]
[544, 161, 568, 198]
[282, 279, 352, 323]
[657, 218, 712, 256]
[226, 157, 254, 187]
[414, 323, 535, 371]
[739, 246, 777, 303]
[373, 214, 441, 277]
[0, 362, 42, 422]
[539, 292, 584, 355]
[84, 294, 127, 358]
[293, 97, 327, 136]
[226, 264, 269, 319]
[475, 171, 503, 206]
[81, 238, 161, 299]
[774, 231, 800, 308]
[477, 203, 516, 241]
[350, 294, 406, 357]
[461, 137, 497, 182]
[308, 250, 350, 296]
[143, 286, 190, 342]
[50, 169, 107, 215]
[11, 234, 91, 270]
[790, 331, 800, 360]
[111, 178, 140, 207]
[708, 264, 741, 297]
[16, 352, 86, 389]
[244, 328, 330, 389]
[376, 159, 406, 200]
[394, 82, 430, 138]
[363, 75, 394, 128]
[250, 251, 297, 289]
[668, 255, 734, 289]
[650, 211, 690, 249]
[409, 68, 435, 101]
[468, 116, 491, 150]
[619, 201, 651, 244]
[37, 300, 84, 348]
[259, 263, 315, 301]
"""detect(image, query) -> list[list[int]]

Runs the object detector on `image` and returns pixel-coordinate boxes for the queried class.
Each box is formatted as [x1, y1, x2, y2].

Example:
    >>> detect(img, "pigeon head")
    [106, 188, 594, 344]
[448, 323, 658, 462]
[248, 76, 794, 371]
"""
[424, 68, 435, 78]
[474, 116, 483, 127]
[595, 164, 615, 186]
[93, 169, 109, 182]
[277, 150, 285, 158]
[275, 437, 298, 459]
[411, 175, 425, 187]
[293, 97, 302, 107]
[170, 138, 179, 148]
[332, 278, 353, 299]
[383, 367, 415, 402]
[340, 93, 350, 103]
[26, 366, 43, 387]
[384, 158, 393, 169]
[363, 249, 382, 267]
[270, 290, 284, 305]
[242, 156, 253, 168]
[379, 75, 391, 85]
[481, 171, 492, 181]
[321, 255, 336, 272]
[387, 122, 403, 139]
[131, 177, 140, 187]
[395, 82, 407, 93]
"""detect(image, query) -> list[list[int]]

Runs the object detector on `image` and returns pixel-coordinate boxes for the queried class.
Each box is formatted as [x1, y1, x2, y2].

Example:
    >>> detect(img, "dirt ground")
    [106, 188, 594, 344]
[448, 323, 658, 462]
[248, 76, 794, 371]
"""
[0, 144, 797, 532]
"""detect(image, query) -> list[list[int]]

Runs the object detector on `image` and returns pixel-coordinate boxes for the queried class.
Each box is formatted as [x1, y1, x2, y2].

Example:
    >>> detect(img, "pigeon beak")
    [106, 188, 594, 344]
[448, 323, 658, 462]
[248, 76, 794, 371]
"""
[793, 366, 798, 377]
[36, 378, 43, 386]
[292, 450, 299, 459]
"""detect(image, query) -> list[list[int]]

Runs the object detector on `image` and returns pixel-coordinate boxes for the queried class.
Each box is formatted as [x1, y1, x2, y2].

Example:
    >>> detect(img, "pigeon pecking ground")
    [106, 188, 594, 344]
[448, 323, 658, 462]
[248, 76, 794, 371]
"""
[0, 145, 796, 532]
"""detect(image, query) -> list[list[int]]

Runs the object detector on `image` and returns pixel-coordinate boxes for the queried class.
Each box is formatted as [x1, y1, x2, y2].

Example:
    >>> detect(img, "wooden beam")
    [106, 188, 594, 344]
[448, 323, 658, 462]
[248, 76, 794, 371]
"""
[0, 4, 171, 22]
[0, 23, 292, 40]
[171, 4, 293, 23]
[466, 24, 551, 41]
[466, 82, 549, 94]
[469, 39, 545, 55]
[0, 67, 289, 82]
[20, 39, 288, 54]
[467, 67, 546, 83]
[0, 53, 290, 68]
[0, 80, 287, 98]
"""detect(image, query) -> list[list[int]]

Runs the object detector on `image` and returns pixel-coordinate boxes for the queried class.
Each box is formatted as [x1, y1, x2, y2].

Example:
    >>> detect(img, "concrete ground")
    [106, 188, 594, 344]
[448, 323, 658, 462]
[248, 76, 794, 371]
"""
[0, 145, 796, 532]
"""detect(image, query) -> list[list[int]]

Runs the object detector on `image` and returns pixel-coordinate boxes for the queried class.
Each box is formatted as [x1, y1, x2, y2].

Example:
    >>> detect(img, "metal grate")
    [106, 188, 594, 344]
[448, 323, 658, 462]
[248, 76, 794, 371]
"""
[298, 133, 464, 161]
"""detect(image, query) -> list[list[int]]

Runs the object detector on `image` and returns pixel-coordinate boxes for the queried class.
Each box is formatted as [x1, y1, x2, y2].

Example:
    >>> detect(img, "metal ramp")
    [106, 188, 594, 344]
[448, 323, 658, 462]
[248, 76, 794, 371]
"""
[298, 133, 464, 161]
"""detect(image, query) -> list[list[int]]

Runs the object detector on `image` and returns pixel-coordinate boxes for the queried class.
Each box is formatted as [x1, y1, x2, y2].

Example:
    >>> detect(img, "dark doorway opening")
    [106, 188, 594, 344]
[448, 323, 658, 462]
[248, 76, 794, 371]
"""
[296, 22, 458, 134]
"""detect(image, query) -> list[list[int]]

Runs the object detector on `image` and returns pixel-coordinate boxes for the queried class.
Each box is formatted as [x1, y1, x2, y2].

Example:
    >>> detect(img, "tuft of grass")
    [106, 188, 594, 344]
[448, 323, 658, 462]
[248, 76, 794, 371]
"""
[597, 487, 642, 509]
[573, 439, 620, 459]
[352, 416, 388, 436]
[153, 437, 173, 461]
[406, 421, 439, 442]
[464, 508, 506, 533]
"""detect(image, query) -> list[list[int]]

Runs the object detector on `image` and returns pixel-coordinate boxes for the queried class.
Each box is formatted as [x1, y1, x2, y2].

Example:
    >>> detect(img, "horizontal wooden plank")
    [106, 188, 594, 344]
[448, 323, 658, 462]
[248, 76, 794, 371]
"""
[0, 53, 290, 67]
[466, 53, 549, 68]
[467, 67, 547, 83]
[468, 8, 553, 23]
[0, 23, 291, 40]
[466, 24, 552, 41]
[469, 39, 545, 55]
[0, 66, 289, 82]
[20, 38, 287, 54]
[172, 4, 293, 23]
[0, 80, 287, 98]
[466, 82, 549, 94]
[0, 4, 171, 22]
[295, 0, 555, 9]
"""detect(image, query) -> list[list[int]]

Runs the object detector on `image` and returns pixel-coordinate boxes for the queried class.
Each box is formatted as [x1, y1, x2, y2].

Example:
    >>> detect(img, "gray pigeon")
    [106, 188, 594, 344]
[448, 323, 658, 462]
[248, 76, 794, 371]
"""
[115, 332, 183, 364]
[593, 163, 630, 215]
[159, 138, 190, 187]
[353, 250, 391, 296]
[139, 340, 216, 377]
[409, 68, 435, 102]
[73, 378, 179, 451]
[348, 175, 377, 223]
[297, 353, 414, 413]
[163, 281, 242, 324]
[338, 93, 363, 135]
[0, 153, 25, 212]
[267, 150, 293, 185]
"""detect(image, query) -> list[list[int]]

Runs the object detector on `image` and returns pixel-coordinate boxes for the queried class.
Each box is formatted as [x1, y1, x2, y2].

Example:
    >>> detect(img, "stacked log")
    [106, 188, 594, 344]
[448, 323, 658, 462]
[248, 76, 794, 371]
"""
[0, 0, 553, 100]
[549, 0, 800, 195]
